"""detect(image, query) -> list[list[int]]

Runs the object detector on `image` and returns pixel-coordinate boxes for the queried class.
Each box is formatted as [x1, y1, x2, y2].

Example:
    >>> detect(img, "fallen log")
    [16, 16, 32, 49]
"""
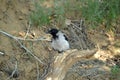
[45, 49, 97, 80]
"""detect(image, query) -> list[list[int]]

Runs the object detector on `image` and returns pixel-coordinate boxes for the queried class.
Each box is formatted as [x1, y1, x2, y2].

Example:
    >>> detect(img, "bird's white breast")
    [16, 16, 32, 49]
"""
[51, 31, 69, 52]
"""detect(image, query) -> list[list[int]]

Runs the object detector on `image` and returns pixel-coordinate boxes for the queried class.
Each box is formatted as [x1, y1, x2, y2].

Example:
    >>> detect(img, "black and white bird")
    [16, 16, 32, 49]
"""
[48, 28, 70, 53]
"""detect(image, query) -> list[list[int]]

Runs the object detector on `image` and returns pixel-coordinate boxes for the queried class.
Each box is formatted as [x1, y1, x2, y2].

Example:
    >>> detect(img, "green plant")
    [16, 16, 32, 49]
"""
[80, 0, 120, 29]
[30, 0, 120, 29]
[63, 0, 120, 29]
[29, 0, 65, 27]
[63, 0, 82, 19]
[29, 2, 51, 27]
[111, 65, 120, 79]
[82, 0, 120, 28]
[52, 0, 65, 27]
[80, 0, 101, 27]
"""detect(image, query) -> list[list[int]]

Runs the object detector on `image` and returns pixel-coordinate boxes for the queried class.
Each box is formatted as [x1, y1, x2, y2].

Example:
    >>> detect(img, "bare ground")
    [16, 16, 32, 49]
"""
[0, 0, 120, 80]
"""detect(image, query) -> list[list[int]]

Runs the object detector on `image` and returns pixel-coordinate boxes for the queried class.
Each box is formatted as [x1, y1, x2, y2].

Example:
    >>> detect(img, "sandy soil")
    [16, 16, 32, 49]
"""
[0, 0, 120, 80]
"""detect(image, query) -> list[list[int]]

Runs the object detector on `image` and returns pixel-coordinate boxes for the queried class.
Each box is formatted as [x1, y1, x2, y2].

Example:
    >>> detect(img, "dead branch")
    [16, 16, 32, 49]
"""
[36, 62, 40, 80]
[24, 21, 31, 39]
[7, 61, 18, 80]
[45, 49, 97, 80]
[0, 30, 46, 41]
[0, 30, 46, 65]
[66, 19, 95, 50]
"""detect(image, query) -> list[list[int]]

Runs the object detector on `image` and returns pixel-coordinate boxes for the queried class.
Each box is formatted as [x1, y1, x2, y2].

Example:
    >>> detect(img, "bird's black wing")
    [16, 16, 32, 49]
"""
[64, 35, 68, 41]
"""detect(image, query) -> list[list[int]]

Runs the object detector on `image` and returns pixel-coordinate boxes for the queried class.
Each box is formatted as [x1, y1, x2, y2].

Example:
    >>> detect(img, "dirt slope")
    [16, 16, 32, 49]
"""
[0, 0, 120, 80]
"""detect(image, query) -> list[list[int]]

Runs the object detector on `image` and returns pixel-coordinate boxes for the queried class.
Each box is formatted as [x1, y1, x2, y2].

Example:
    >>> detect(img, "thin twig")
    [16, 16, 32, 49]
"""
[80, 19, 84, 29]
[40, 64, 50, 80]
[71, 22, 82, 31]
[0, 30, 46, 65]
[14, 37, 47, 41]
[36, 62, 40, 80]
[24, 22, 31, 39]
[0, 30, 46, 41]
[70, 27, 83, 50]
[18, 41, 46, 65]
[7, 61, 18, 80]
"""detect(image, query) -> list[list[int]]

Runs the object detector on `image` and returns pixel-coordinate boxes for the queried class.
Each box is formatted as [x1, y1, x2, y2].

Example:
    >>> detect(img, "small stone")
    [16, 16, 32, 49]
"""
[65, 19, 71, 25]
[18, 31, 26, 37]
[18, 16, 23, 20]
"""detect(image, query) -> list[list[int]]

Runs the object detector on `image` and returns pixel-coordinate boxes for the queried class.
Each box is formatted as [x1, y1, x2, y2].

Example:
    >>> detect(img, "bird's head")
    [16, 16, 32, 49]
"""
[47, 28, 59, 39]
